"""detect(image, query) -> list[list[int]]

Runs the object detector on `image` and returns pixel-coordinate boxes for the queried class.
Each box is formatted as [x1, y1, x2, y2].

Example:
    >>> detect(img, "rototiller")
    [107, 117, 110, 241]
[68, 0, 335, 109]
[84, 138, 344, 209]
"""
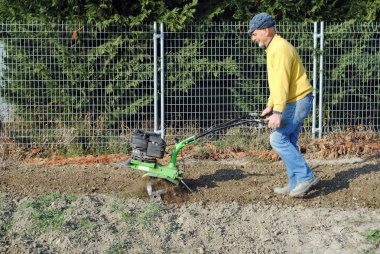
[125, 113, 265, 196]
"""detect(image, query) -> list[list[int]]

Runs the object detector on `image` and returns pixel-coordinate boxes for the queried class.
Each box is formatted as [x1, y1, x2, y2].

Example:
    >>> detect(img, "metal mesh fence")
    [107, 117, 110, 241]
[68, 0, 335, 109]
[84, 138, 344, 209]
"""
[323, 23, 380, 132]
[163, 22, 315, 140]
[0, 21, 378, 148]
[0, 22, 155, 149]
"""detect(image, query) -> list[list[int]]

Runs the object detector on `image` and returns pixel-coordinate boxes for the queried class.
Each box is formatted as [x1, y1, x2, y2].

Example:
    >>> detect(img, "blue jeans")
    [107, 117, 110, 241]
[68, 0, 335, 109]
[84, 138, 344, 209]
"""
[270, 93, 314, 189]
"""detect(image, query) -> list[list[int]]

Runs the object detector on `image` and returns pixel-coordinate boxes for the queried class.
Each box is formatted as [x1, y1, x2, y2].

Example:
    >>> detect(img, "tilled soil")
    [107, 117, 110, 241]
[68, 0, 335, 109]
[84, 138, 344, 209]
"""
[0, 156, 380, 253]
[1, 156, 379, 209]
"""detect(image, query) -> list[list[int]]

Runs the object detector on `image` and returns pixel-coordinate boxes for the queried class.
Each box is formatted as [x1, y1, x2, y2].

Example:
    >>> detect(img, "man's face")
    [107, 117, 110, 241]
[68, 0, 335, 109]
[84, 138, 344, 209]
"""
[250, 29, 268, 48]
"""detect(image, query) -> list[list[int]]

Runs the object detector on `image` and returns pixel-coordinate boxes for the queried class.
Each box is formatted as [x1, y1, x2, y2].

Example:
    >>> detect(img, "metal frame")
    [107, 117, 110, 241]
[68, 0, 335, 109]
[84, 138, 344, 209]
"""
[318, 22, 324, 139]
[312, 21, 324, 139]
[153, 22, 165, 139]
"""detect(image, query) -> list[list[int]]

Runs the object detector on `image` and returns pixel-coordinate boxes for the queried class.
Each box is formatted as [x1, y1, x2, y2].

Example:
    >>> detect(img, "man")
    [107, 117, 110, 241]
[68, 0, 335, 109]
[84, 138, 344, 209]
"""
[248, 13, 319, 197]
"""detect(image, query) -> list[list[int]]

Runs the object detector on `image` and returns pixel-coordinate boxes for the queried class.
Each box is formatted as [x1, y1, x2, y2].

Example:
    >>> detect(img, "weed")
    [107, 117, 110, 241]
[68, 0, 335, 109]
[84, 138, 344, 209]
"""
[28, 192, 77, 210]
[358, 250, 375, 254]
[195, 148, 212, 159]
[55, 133, 131, 157]
[32, 209, 65, 230]
[86, 140, 130, 155]
[76, 218, 94, 232]
[66, 218, 96, 242]
[247, 195, 255, 203]
[0, 195, 14, 240]
[107, 239, 132, 254]
[139, 203, 167, 228]
[188, 208, 199, 217]
[59, 145, 85, 157]
[213, 128, 270, 151]
[122, 211, 137, 224]
[364, 198, 380, 209]
[0, 220, 13, 239]
[362, 228, 380, 246]
[161, 246, 181, 253]
[27, 193, 78, 232]
[107, 224, 118, 234]
[65, 194, 78, 203]
[82, 234, 97, 243]
[110, 202, 124, 213]
[165, 222, 178, 234]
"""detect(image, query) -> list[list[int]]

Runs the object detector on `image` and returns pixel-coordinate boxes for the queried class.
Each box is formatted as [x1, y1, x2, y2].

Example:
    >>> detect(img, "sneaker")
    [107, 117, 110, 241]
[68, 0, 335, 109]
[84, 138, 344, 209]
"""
[289, 177, 320, 197]
[274, 185, 293, 195]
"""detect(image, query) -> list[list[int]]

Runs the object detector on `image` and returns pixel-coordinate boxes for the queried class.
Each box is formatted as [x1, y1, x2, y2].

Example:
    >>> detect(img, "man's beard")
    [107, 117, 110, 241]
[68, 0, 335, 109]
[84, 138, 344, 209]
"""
[258, 41, 265, 48]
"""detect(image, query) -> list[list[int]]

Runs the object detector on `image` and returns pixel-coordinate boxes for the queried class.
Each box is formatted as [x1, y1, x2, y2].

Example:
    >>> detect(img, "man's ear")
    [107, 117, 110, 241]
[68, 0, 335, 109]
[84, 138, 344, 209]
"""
[264, 27, 270, 36]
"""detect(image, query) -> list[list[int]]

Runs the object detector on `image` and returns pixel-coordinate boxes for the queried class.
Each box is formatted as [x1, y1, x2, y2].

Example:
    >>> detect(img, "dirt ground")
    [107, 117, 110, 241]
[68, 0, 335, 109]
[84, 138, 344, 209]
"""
[0, 153, 379, 209]
[0, 133, 379, 253]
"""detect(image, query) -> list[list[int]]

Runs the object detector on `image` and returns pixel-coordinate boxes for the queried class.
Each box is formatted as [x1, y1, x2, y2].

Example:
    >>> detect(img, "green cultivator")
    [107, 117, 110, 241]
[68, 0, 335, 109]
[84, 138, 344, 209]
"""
[125, 113, 265, 197]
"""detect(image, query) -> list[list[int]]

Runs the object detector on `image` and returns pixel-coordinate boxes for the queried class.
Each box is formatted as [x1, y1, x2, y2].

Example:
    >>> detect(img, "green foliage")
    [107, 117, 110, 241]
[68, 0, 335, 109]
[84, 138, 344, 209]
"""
[107, 239, 132, 254]
[213, 128, 270, 151]
[0, 220, 12, 239]
[323, 23, 380, 128]
[0, 0, 199, 29]
[1, 0, 378, 27]
[164, 23, 267, 125]
[1, 23, 153, 122]
[27, 192, 78, 231]
[362, 228, 380, 246]
[72, 218, 94, 232]
[139, 203, 167, 227]
[0, 0, 199, 148]
[0, 21, 154, 145]
[109, 202, 124, 213]
[32, 208, 65, 230]
[28, 192, 78, 210]
[0, 0, 379, 149]
[191, 0, 380, 22]
[122, 211, 137, 224]
[0, 195, 13, 239]
[166, 38, 241, 92]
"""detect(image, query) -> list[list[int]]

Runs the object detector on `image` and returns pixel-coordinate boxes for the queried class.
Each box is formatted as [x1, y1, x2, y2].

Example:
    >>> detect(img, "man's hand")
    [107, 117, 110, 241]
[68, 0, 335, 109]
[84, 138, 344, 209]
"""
[266, 113, 282, 129]
[260, 106, 273, 118]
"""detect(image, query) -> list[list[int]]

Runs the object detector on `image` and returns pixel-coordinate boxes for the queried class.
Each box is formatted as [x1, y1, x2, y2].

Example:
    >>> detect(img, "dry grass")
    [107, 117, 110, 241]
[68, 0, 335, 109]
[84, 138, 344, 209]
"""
[304, 127, 379, 159]
[1, 122, 379, 163]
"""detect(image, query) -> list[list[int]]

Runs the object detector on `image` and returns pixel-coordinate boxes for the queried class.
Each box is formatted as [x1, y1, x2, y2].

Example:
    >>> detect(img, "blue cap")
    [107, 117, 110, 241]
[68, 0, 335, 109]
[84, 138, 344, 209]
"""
[247, 13, 276, 34]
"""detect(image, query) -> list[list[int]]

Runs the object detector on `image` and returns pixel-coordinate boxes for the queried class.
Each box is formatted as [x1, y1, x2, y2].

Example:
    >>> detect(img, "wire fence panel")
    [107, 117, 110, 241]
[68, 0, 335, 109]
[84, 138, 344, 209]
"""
[0, 21, 378, 149]
[323, 23, 380, 132]
[0, 22, 155, 150]
[163, 22, 315, 140]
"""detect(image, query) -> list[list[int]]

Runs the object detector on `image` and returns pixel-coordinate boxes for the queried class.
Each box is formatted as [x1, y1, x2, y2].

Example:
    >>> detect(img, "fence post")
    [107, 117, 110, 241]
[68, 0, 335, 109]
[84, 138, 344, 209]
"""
[153, 22, 165, 139]
[312, 21, 324, 139]
[318, 21, 324, 138]
[312, 22, 318, 139]
[160, 22, 165, 139]
[153, 22, 159, 134]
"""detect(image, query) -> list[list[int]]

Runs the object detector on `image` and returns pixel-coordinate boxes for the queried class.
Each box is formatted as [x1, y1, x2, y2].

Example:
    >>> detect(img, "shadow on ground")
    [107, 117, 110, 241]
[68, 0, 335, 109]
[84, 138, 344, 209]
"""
[185, 168, 273, 190]
[306, 160, 380, 199]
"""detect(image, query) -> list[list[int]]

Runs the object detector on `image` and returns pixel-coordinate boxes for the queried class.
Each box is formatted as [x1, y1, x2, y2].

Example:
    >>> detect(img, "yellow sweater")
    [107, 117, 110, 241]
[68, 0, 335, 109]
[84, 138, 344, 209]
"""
[265, 34, 313, 112]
